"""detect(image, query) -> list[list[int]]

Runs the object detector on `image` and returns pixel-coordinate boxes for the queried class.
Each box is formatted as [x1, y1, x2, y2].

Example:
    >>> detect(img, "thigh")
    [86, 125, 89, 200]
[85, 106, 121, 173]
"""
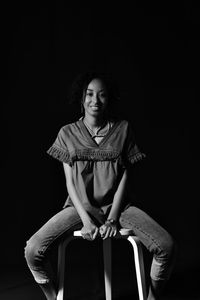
[27, 206, 82, 253]
[119, 206, 172, 254]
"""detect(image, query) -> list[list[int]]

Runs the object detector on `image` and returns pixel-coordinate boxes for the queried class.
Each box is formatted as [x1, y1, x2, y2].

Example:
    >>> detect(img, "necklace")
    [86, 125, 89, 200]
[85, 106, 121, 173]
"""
[83, 118, 110, 137]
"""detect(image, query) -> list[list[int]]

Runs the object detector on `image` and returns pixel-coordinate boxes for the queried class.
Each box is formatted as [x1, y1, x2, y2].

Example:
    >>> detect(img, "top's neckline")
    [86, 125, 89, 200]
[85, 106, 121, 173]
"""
[79, 118, 120, 147]
[83, 118, 110, 137]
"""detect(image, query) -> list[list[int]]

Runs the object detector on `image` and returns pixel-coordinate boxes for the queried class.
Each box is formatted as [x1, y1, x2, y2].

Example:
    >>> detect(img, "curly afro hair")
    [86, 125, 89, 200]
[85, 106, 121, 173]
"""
[68, 71, 120, 107]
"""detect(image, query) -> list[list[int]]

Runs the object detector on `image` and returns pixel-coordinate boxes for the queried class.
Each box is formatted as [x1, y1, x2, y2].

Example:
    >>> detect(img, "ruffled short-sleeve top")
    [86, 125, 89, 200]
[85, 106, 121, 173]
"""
[47, 118, 145, 219]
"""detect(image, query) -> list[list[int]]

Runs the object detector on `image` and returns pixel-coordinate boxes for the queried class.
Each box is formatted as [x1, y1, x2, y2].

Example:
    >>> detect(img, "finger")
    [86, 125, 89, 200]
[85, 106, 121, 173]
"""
[82, 234, 88, 240]
[109, 227, 117, 237]
[100, 226, 106, 237]
[92, 227, 99, 240]
[103, 231, 110, 240]
[99, 226, 105, 234]
[109, 228, 114, 237]
[86, 235, 93, 241]
[100, 232, 105, 238]
[81, 232, 86, 239]
[103, 227, 111, 240]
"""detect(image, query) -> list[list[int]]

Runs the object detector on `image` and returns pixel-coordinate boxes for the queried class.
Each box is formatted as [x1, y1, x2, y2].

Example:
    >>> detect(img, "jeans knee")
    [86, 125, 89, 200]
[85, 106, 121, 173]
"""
[24, 236, 44, 268]
[159, 232, 177, 261]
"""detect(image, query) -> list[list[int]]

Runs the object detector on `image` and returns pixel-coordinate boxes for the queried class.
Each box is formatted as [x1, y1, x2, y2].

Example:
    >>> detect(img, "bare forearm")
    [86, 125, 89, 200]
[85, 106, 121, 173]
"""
[63, 163, 91, 225]
[99, 170, 128, 239]
[66, 182, 91, 224]
[107, 169, 128, 221]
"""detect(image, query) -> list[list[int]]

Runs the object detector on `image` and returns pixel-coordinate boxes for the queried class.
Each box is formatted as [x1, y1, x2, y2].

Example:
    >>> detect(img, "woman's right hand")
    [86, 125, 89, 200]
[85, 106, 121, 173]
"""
[81, 220, 99, 241]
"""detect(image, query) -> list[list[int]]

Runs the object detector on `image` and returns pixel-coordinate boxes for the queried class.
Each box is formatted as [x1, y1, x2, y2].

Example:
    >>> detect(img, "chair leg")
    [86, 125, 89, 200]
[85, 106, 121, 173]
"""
[56, 233, 146, 300]
[127, 236, 147, 300]
[57, 237, 73, 300]
[103, 238, 112, 300]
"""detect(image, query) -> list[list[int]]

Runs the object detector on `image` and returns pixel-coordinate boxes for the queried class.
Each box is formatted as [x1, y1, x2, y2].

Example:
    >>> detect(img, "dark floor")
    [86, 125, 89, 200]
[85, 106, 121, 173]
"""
[0, 264, 199, 300]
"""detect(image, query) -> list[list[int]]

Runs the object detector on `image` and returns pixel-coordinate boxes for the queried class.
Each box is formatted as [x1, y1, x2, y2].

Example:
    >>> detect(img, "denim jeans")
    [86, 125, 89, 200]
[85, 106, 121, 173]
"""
[24, 205, 176, 284]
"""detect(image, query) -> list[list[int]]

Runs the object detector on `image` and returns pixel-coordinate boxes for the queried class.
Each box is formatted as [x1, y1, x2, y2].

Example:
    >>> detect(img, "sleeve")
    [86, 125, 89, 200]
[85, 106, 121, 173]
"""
[47, 127, 72, 165]
[123, 122, 146, 166]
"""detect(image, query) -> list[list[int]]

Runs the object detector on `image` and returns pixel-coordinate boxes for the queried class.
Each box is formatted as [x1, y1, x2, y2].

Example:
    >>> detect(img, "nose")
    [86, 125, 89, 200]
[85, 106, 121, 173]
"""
[92, 94, 100, 104]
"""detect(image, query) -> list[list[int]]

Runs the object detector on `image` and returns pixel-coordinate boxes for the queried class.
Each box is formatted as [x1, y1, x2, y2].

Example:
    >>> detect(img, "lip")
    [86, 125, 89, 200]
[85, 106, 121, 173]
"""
[90, 106, 101, 109]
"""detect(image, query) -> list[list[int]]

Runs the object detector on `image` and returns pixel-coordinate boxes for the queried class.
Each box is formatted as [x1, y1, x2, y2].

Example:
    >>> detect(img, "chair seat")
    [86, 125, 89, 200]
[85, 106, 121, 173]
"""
[73, 228, 134, 237]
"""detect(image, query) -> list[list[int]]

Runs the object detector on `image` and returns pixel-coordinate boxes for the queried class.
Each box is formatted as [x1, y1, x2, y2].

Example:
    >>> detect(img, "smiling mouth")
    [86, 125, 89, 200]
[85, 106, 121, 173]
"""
[91, 106, 100, 109]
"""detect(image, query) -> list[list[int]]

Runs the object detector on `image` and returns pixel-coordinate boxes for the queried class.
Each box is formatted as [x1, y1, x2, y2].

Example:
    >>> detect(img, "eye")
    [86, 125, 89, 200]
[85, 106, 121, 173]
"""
[86, 92, 93, 97]
[99, 92, 107, 98]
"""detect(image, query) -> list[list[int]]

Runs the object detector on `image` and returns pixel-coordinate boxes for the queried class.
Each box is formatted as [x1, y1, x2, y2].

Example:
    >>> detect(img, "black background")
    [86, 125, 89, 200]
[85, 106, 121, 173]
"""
[1, 1, 199, 293]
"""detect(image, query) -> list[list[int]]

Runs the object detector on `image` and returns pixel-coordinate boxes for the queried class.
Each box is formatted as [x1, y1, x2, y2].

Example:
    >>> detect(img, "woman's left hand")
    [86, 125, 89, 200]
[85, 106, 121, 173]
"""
[99, 220, 118, 240]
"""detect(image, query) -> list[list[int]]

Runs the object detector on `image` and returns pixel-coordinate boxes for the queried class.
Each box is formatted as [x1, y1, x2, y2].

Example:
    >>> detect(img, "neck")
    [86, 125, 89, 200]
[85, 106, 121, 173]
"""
[84, 114, 106, 129]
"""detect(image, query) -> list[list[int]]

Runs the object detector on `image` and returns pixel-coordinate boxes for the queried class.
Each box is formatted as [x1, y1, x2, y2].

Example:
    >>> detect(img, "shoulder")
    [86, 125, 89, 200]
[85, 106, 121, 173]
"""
[118, 119, 129, 128]
[59, 119, 82, 136]
[112, 118, 132, 132]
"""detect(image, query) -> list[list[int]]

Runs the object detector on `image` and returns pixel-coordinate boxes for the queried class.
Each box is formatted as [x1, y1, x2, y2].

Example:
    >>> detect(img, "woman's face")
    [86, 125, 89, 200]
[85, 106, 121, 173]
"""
[83, 78, 108, 117]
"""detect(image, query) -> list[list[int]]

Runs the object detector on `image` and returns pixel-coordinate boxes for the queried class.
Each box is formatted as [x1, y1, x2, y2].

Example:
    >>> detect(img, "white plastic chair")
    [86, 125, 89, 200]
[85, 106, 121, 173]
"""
[57, 228, 147, 300]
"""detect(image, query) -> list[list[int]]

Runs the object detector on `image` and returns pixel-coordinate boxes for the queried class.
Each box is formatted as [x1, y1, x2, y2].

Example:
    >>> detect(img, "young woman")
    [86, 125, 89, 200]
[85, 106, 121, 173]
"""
[24, 72, 176, 300]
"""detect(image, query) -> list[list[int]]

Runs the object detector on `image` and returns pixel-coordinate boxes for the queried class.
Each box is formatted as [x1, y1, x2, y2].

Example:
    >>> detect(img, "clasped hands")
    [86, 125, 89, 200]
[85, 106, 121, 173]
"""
[81, 220, 118, 241]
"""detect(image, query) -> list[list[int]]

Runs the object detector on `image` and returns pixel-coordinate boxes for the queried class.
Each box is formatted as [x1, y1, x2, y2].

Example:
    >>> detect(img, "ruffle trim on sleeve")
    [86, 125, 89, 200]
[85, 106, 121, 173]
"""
[128, 152, 146, 164]
[47, 147, 121, 165]
[47, 146, 71, 165]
